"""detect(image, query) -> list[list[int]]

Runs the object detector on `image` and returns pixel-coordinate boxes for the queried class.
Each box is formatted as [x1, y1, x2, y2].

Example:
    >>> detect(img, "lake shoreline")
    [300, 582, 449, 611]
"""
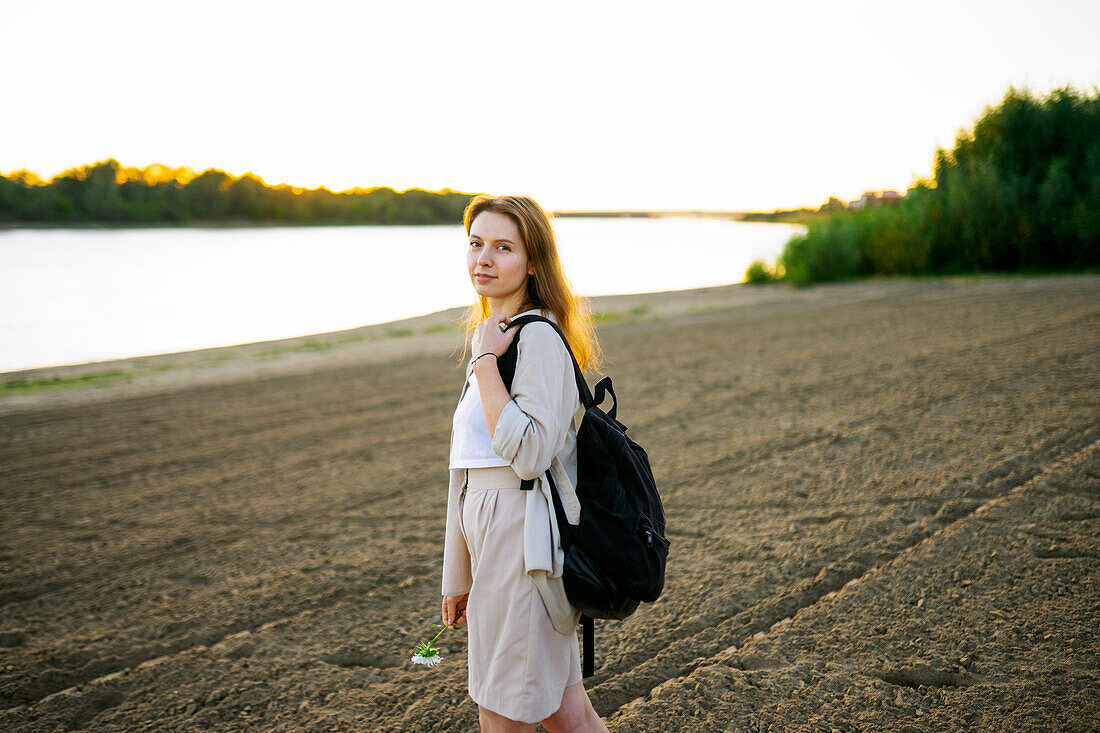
[1, 217, 804, 376]
[1, 278, 808, 410]
[0, 272, 1088, 414]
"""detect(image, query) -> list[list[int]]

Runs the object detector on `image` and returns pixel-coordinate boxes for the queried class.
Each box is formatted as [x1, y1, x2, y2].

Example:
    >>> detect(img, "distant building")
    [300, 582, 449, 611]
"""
[848, 190, 902, 210]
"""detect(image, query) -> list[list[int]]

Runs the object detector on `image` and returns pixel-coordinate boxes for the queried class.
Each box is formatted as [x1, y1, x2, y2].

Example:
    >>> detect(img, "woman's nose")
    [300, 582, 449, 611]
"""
[476, 248, 493, 267]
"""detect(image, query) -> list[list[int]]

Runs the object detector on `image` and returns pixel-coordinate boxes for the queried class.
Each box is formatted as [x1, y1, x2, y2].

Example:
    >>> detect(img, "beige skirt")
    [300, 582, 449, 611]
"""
[459, 468, 582, 724]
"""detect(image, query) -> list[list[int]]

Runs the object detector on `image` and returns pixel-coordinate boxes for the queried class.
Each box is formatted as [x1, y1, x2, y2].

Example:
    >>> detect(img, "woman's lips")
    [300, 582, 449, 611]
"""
[475, 274, 495, 283]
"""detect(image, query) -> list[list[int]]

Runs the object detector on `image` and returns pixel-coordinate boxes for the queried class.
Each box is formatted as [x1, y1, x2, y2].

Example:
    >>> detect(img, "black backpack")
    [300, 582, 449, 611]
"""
[497, 314, 670, 677]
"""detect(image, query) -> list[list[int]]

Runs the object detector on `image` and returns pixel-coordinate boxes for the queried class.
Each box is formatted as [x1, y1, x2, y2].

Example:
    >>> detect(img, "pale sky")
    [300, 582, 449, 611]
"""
[1, 0, 1098, 211]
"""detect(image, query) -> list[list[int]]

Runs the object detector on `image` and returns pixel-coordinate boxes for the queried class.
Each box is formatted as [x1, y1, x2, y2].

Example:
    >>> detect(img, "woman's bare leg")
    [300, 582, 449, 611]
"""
[478, 705, 536, 733]
[541, 682, 607, 733]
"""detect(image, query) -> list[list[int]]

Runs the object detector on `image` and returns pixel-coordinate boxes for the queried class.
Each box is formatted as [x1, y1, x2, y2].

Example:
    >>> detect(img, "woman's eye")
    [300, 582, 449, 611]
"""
[497, 244, 510, 252]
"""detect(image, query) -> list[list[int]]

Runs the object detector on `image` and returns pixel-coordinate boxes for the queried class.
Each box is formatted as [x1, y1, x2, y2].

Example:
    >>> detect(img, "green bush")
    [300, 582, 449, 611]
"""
[781, 216, 863, 285]
[744, 259, 780, 283]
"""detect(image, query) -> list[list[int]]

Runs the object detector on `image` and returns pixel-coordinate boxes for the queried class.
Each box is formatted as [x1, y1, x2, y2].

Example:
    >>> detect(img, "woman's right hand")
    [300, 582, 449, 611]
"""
[471, 313, 516, 361]
[442, 593, 469, 629]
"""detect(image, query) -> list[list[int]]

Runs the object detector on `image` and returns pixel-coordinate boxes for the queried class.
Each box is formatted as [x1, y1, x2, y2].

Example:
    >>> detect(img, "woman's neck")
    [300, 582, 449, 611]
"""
[488, 296, 533, 318]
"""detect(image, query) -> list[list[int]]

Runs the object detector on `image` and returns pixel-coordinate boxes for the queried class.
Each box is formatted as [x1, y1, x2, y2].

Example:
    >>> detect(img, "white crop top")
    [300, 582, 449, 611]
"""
[449, 370, 512, 469]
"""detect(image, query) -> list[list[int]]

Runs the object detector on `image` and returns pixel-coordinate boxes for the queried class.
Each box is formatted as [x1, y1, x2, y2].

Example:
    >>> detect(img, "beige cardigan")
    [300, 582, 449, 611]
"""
[442, 308, 584, 635]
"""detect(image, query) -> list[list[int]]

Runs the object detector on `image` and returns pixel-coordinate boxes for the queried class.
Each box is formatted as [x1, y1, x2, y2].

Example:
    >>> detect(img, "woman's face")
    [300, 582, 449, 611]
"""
[467, 211, 534, 310]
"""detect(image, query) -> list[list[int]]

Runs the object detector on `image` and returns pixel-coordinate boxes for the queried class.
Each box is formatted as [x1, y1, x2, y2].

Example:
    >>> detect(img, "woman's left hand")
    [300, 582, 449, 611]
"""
[471, 313, 517, 361]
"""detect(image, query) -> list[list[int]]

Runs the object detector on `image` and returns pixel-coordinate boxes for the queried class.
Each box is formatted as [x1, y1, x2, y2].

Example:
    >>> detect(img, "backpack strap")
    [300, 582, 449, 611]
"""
[455, 314, 591, 426]
[502, 315, 595, 492]
[506, 315, 617, 421]
[503, 315, 595, 409]
[581, 614, 594, 678]
[546, 469, 596, 678]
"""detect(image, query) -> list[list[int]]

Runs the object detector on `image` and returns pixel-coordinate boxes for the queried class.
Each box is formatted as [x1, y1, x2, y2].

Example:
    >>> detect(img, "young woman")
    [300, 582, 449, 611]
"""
[441, 195, 609, 732]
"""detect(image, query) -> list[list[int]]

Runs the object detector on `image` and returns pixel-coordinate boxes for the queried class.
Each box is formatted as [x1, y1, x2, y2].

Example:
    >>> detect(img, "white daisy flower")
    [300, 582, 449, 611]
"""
[410, 623, 448, 669]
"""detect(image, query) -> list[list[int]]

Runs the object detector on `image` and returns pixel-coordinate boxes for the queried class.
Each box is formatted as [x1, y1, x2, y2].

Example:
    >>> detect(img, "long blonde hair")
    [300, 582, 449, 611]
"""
[458, 194, 603, 374]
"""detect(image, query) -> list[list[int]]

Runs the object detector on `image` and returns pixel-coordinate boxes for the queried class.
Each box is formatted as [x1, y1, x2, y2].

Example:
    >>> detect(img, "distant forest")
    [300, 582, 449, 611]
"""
[0, 160, 477, 225]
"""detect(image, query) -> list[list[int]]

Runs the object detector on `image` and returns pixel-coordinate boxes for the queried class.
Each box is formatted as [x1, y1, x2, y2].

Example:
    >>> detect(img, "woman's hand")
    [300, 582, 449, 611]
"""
[442, 593, 469, 629]
[471, 313, 517, 362]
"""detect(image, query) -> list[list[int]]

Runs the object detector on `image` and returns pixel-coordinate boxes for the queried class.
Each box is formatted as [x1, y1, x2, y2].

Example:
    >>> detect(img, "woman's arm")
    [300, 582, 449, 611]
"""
[441, 468, 473, 597]
[472, 354, 511, 440]
[490, 323, 576, 480]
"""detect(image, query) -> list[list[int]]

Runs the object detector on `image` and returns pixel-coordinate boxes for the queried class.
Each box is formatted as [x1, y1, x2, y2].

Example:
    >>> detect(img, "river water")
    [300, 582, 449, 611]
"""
[0, 217, 801, 372]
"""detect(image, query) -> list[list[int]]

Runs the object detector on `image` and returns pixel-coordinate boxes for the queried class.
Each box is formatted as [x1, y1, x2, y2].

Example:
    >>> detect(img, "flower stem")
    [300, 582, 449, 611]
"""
[426, 625, 446, 647]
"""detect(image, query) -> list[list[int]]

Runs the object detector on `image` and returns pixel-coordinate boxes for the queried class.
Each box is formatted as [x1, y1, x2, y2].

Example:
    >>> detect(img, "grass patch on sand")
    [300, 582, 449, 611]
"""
[2, 370, 132, 396]
[196, 352, 238, 365]
[257, 341, 331, 360]
[423, 322, 461, 334]
[258, 333, 369, 360]
[297, 340, 336, 352]
[594, 304, 651, 323]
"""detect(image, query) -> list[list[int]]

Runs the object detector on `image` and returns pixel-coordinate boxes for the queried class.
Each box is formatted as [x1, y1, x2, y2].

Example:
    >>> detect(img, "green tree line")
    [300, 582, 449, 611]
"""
[0, 160, 477, 225]
[750, 87, 1100, 285]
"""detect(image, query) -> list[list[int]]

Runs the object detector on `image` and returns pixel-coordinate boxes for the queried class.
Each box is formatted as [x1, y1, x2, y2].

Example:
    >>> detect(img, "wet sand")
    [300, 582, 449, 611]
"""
[1, 274, 1097, 731]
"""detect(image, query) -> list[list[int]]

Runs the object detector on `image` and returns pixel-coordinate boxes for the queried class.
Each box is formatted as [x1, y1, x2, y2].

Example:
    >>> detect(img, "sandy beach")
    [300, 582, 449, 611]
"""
[1, 274, 1097, 731]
